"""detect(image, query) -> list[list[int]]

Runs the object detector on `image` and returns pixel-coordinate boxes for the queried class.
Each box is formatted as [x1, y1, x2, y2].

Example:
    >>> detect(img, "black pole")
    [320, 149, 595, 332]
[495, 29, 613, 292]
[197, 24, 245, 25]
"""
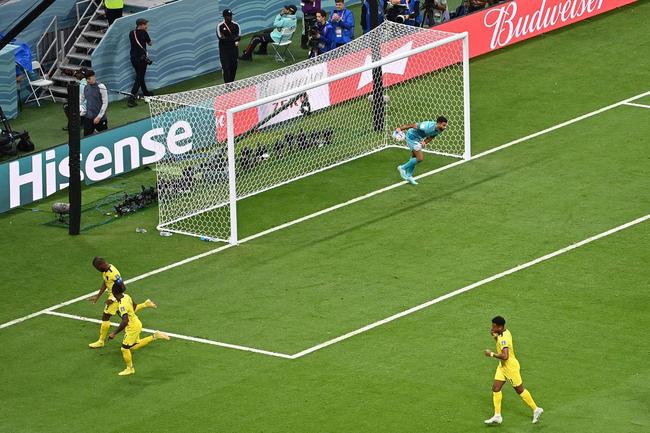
[68, 82, 81, 235]
[0, 0, 56, 51]
[369, 0, 385, 132]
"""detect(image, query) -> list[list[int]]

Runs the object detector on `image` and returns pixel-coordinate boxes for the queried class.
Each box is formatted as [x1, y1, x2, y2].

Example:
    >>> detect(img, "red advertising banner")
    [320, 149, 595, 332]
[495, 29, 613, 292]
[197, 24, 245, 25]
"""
[216, 0, 635, 139]
[436, 0, 636, 57]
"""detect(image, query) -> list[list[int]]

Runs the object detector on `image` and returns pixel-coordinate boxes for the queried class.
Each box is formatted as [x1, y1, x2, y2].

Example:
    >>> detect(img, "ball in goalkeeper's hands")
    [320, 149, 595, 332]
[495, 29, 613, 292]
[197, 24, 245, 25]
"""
[392, 130, 405, 142]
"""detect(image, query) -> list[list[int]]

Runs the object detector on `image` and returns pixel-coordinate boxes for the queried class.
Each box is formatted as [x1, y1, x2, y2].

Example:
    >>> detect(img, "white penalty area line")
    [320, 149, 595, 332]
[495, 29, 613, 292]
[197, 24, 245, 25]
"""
[1, 89, 649, 350]
[291, 213, 650, 359]
[623, 102, 650, 110]
[44, 311, 294, 359]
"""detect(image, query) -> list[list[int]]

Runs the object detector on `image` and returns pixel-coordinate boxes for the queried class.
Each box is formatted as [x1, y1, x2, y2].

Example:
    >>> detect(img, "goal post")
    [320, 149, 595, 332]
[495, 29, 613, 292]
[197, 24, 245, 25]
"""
[150, 22, 470, 244]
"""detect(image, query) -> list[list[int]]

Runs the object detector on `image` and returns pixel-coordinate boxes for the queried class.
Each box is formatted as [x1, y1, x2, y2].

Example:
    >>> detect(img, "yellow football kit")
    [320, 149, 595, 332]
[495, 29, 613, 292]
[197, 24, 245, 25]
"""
[493, 329, 523, 387]
[102, 265, 122, 315]
[117, 294, 143, 347]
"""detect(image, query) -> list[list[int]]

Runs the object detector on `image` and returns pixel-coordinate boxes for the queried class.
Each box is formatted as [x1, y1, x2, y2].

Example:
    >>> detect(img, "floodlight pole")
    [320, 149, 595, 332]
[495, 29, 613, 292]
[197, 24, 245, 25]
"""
[68, 82, 81, 235]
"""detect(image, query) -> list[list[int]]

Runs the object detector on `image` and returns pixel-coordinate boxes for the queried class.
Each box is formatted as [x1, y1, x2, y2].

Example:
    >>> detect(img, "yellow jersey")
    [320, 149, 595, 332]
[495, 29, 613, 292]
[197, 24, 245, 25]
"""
[494, 329, 519, 370]
[117, 294, 142, 332]
[102, 265, 122, 297]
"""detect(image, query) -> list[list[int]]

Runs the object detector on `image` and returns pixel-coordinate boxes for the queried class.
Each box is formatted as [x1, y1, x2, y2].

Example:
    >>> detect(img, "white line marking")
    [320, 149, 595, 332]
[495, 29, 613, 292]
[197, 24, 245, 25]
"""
[1, 89, 649, 336]
[623, 102, 650, 110]
[45, 311, 293, 359]
[291, 213, 650, 359]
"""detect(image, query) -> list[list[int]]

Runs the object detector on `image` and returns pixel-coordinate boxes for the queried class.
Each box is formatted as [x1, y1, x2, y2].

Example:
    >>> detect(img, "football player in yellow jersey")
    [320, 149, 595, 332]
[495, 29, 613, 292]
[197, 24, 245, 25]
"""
[108, 281, 170, 376]
[484, 316, 544, 425]
[87, 256, 156, 348]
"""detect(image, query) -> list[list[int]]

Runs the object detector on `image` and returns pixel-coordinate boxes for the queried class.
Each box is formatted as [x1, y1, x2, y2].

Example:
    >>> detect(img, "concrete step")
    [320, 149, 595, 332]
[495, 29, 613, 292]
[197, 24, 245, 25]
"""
[89, 19, 109, 28]
[49, 85, 69, 95]
[82, 30, 105, 39]
[53, 73, 78, 83]
[67, 52, 92, 61]
[59, 63, 83, 70]
[74, 40, 99, 50]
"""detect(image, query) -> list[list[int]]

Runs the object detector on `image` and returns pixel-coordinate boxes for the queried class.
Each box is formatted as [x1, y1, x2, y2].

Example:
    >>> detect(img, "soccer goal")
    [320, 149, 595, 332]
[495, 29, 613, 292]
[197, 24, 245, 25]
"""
[149, 22, 470, 244]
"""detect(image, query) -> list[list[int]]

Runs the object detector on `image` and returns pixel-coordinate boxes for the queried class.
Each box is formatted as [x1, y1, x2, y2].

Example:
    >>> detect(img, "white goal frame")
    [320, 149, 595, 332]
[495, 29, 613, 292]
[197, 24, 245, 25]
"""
[156, 30, 470, 245]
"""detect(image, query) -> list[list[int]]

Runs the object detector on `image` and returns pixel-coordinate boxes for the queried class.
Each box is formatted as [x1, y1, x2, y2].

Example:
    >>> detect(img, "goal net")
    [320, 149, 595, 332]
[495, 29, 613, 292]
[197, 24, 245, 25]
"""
[149, 21, 470, 244]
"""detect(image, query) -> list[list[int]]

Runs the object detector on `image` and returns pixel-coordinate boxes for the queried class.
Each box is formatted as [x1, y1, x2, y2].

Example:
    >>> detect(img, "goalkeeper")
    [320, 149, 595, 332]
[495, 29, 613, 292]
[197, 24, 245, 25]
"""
[396, 116, 447, 185]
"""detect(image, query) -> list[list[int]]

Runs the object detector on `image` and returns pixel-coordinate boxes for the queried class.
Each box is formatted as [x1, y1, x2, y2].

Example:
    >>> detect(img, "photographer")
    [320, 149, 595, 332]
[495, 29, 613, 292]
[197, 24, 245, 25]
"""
[301, 0, 321, 49]
[385, 0, 420, 26]
[308, 9, 335, 58]
[240, 5, 298, 61]
[217, 9, 240, 83]
[128, 18, 153, 107]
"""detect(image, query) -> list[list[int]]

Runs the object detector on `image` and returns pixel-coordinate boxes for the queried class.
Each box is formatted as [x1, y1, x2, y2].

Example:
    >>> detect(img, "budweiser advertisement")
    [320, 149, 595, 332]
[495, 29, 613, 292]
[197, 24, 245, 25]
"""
[437, 0, 636, 57]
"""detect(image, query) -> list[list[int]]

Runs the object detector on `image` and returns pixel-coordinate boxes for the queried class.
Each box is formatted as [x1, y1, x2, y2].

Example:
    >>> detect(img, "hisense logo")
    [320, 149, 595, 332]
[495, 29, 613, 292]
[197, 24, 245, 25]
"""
[7, 121, 193, 209]
[484, 0, 605, 49]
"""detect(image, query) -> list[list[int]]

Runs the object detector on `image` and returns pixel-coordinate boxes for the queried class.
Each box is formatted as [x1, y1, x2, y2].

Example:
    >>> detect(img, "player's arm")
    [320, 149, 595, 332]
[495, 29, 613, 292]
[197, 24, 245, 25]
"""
[397, 123, 417, 132]
[422, 136, 435, 146]
[88, 282, 107, 303]
[108, 315, 129, 340]
[484, 347, 509, 360]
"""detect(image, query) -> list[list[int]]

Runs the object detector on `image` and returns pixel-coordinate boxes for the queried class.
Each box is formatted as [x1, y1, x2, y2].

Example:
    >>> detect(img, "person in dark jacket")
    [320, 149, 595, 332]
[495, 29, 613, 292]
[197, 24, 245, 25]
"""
[217, 9, 241, 83]
[79, 70, 108, 137]
[301, 0, 321, 49]
[128, 18, 153, 107]
[361, 0, 384, 33]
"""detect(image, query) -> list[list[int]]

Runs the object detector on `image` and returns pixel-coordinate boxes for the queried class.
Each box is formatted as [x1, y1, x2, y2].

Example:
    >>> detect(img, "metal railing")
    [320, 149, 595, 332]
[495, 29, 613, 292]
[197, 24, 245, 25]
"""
[60, 0, 102, 64]
[36, 16, 58, 76]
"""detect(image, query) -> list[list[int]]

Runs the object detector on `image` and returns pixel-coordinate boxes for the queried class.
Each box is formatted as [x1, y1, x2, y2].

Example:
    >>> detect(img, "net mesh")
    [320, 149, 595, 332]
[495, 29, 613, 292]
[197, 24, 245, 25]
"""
[149, 21, 467, 242]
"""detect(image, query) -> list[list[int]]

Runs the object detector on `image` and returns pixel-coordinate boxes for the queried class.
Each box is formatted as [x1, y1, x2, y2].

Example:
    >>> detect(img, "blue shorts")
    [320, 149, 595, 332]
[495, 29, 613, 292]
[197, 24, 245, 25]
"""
[406, 135, 422, 152]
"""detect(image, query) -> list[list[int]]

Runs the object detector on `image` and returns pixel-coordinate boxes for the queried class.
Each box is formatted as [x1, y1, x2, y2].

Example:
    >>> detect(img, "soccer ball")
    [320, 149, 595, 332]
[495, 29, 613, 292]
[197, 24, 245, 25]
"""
[392, 130, 405, 142]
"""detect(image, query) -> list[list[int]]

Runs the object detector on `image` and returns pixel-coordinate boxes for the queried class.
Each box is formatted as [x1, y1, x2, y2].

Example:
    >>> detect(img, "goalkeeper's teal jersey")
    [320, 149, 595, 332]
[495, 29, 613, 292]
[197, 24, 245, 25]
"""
[407, 121, 441, 141]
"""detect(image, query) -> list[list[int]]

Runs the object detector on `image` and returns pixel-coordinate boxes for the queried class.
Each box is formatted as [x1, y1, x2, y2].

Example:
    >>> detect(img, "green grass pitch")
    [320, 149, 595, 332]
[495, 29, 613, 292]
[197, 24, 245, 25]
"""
[1, 1, 650, 432]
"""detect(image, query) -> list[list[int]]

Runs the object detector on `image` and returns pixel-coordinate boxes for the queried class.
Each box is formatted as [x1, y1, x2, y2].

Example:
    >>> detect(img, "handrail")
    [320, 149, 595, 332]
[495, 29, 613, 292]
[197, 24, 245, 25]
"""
[61, 0, 100, 57]
[36, 16, 57, 63]
[75, 0, 93, 22]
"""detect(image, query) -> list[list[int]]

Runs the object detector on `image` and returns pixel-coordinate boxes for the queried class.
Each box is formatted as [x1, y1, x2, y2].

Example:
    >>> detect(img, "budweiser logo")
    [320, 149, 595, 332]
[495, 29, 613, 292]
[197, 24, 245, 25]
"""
[484, 0, 605, 49]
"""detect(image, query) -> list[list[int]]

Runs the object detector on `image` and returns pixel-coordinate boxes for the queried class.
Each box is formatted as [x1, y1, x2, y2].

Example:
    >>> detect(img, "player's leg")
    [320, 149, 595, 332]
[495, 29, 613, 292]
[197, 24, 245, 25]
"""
[131, 330, 170, 351]
[135, 299, 157, 313]
[119, 343, 135, 376]
[398, 138, 420, 183]
[485, 368, 506, 425]
[118, 328, 140, 375]
[89, 303, 116, 348]
[513, 380, 543, 424]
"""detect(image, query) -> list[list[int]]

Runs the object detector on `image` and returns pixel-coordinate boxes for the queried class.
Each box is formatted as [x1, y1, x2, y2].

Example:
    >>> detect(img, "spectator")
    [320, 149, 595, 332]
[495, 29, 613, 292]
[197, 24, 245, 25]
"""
[62, 67, 88, 131]
[301, 0, 321, 49]
[451, 0, 471, 18]
[308, 9, 335, 58]
[79, 70, 108, 137]
[217, 9, 241, 83]
[329, 0, 354, 47]
[469, 0, 488, 12]
[104, 0, 124, 26]
[128, 18, 153, 107]
[239, 5, 298, 61]
[430, 0, 450, 24]
[361, 0, 384, 34]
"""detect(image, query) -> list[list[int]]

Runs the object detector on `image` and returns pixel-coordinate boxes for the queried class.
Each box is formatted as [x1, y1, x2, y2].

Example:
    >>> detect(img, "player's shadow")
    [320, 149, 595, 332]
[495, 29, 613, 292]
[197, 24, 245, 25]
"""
[256, 157, 548, 266]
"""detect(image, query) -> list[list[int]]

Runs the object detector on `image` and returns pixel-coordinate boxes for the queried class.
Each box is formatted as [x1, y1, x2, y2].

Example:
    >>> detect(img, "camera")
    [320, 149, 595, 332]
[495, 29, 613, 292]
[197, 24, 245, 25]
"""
[385, 3, 414, 24]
